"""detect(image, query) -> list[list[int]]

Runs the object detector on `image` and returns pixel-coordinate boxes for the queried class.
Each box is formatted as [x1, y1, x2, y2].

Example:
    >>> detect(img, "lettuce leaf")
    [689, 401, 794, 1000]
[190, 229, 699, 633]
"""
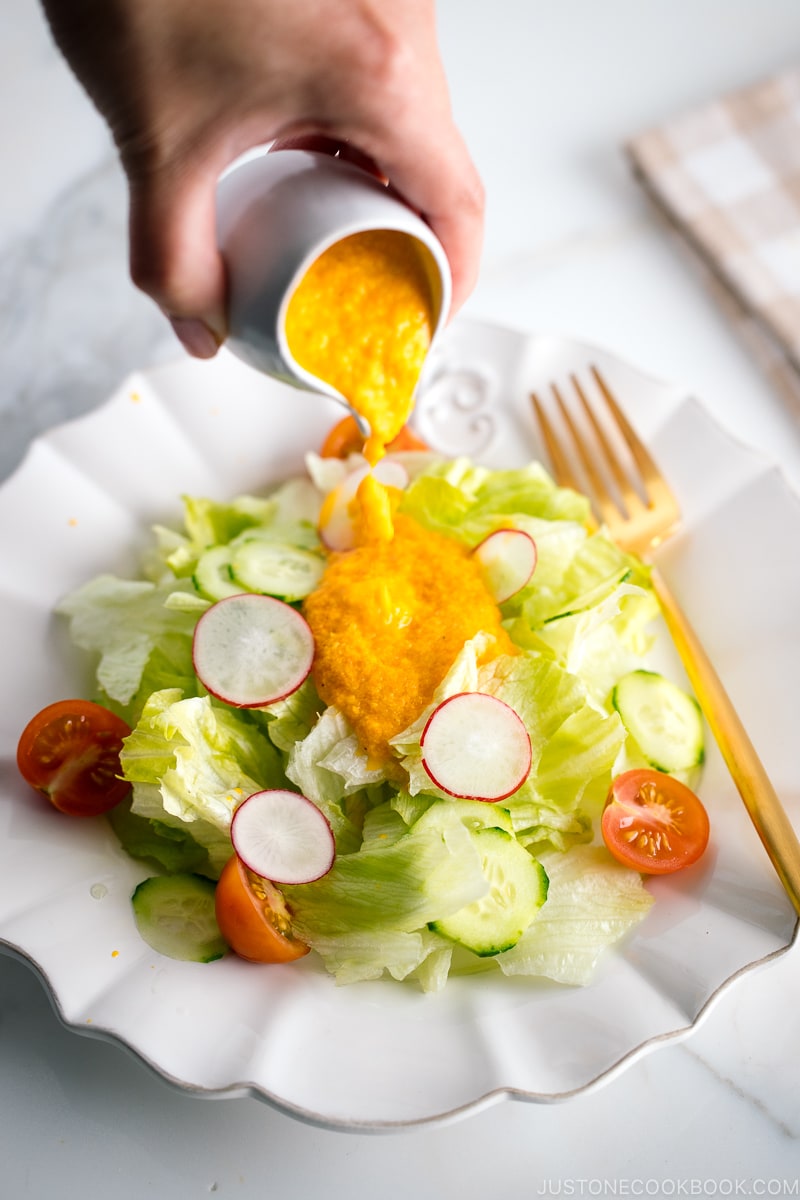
[285, 802, 486, 947]
[285, 707, 384, 854]
[252, 677, 323, 755]
[163, 481, 323, 577]
[390, 638, 623, 854]
[57, 575, 199, 712]
[496, 845, 654, 985]
[107, 796, 214, 877]
[120, 689, 285, 876]
[399, 457, 589, 547]
[291, 927, 451, 987]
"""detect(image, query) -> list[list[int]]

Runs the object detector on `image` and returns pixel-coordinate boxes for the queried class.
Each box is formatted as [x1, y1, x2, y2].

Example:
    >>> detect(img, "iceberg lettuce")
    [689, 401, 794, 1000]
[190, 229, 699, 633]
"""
[399, 458, 590, 547]
[388, 634, 625, 855]
[284, 802, 487, 982]
[162, 481, 324, 577]
[57, 575, 199, 717]
[284, 706, 388, 854]
[120, 689, 285, 876]
[496, 845, 654, 985]
[60, 452, 668, 988]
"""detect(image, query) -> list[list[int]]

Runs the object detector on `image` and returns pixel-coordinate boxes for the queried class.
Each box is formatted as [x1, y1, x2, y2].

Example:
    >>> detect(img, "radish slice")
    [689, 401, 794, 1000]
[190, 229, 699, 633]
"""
[192, 594, 314, 707]
[472, 528, 538, 603]
[319, 459, 409, 552]
[421, 692, 532, 801]
[231, 789, 335, 884]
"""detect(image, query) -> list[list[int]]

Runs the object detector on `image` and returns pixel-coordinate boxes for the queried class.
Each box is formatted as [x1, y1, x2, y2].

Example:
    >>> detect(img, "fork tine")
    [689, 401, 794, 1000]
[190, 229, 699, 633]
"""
[530, 391, 583, 494]
[550, 383, 620, 528]
[591, 367, 679, 521]
[532, 369, 681, 552]
[571, 373, 646, 518]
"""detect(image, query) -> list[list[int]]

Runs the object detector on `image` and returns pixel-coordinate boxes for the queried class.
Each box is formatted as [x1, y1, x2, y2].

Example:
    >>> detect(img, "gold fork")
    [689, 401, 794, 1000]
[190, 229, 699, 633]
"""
[532, 366, 800, 917]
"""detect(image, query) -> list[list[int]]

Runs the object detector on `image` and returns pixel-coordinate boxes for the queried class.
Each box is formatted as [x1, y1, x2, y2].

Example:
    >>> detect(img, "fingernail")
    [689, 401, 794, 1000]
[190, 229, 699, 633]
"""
[170, 317, 221, 359]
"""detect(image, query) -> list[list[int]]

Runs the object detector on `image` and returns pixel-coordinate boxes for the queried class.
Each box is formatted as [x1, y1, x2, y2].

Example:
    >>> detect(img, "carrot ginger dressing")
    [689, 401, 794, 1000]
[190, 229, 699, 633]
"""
[303, 515, 513, 766]
[284, 228, 435, 469]
[286, 225, 509, 764]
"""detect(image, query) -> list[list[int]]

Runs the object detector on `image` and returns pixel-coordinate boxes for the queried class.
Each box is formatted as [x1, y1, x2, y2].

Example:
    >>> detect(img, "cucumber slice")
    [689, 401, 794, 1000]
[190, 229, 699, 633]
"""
[131, 874, 227, 962]
[193, 544, 242, 601]
[430, 827, 548, 957]
[417, 797, 513, 837]
[543, 568, 631, 623]
[612, 669, 704, 772]
[230, 538, 325, 601]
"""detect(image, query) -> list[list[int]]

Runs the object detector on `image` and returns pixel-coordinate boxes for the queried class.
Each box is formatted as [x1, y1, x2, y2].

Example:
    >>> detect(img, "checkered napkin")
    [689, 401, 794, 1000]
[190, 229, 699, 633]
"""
[626, 67, 800, 416]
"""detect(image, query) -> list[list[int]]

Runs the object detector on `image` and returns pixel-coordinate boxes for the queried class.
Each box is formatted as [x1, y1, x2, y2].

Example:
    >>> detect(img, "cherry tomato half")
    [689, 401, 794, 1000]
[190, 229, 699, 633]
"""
[16, 699, 131, 817]
[319, 415, 428, 459]
[601, 768, 710, 875]
[214, 855, 310, 964]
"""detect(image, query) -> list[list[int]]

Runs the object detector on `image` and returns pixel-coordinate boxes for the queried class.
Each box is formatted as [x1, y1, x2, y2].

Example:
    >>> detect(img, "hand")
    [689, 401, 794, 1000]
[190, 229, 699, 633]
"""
[41, 0, 484, 357]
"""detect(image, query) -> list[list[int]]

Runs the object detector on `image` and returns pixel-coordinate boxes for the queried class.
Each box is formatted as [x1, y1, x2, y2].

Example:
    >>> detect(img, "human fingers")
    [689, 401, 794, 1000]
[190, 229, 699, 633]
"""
[127, 129, 385, 359]
[403, 142, 484, 316]
[270, 129, 483, 313]
[269, 133, 385, 180]
[323, 5, 484, 313]
[127, 152, 229, 358]
[367, 122, 485, 316]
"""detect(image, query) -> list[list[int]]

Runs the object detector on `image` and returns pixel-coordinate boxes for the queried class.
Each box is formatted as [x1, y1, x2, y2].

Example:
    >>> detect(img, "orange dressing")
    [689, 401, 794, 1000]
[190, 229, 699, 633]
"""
[284, 229, 434, 467]
[352, 473, 398, 547]
[287, 227, 508, 765]
[303, 515, 513, 766]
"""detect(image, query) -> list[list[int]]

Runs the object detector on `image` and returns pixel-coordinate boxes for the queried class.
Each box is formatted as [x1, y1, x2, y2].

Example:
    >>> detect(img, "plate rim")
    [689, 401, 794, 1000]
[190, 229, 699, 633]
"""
[2, 922, 797, 1132]
[2, 319, 798, 1131]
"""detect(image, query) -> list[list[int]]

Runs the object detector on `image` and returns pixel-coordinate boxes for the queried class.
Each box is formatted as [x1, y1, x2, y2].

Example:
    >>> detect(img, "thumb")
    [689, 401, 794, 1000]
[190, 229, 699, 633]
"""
[127, 157, 228, 358]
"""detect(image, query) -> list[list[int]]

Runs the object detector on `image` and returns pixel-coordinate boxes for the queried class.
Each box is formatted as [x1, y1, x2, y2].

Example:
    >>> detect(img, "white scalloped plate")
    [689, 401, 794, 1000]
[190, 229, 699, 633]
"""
[1, 319, 798, 1131]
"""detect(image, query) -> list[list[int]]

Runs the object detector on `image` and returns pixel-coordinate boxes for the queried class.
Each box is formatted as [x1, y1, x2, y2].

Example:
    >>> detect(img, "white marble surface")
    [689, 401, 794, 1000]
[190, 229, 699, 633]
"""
[2, 0, 800, 1194]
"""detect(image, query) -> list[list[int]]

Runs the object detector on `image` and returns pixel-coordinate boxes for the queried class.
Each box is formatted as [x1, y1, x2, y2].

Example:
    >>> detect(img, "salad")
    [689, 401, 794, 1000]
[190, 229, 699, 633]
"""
[16, 430, 709, 992]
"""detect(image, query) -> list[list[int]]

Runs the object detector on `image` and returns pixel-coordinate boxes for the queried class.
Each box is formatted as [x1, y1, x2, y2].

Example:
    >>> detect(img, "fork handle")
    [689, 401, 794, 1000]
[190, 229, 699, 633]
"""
[651, 568, 800, 917]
